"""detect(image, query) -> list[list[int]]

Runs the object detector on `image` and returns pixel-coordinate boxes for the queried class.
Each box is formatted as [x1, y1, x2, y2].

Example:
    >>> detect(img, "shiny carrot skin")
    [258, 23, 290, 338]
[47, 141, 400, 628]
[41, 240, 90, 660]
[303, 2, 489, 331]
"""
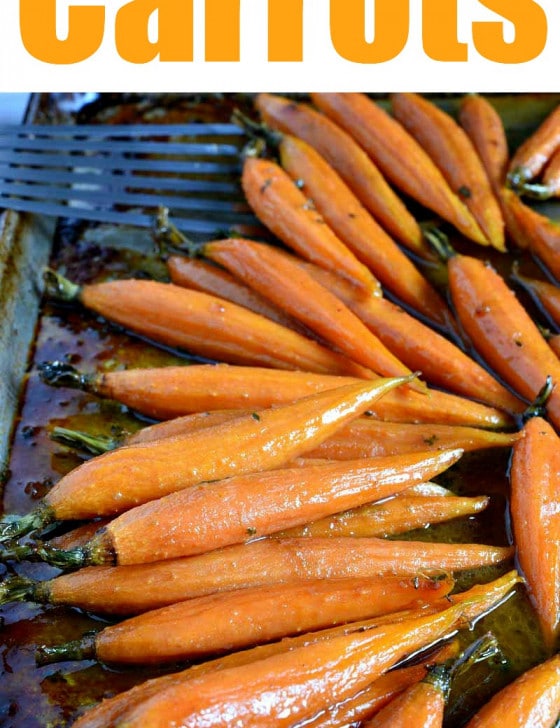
[505, 198, 560, 281]
[447, 253, 560, 429]
[312, 93, 487, 245]
[508, 104, 560, 185]
[458, 95, 509, 189]
[102, 581, 517, 728]
[276, 134, 455, 330]
[44, 576, 456, 666]
[77, 277, 371, 378]
[362, 678, 445, 728]
[510, 417, 560, 651]
[202, 237, 420, 384]
[392, 93, 505, 251]
[254, 93, 431, 258]
[465, 653, 560, 728]
[241, 155, 379, 291]
[550, 334, 560, 359]
[511, 269, 560, 328]
[280, 491, 490, 539]
[1, 378, 409, 538]
[299, 260, 525, 414]
[167, 255, 307, 333]
[59, 448, 464, 567]
[69, 363, 514, 429]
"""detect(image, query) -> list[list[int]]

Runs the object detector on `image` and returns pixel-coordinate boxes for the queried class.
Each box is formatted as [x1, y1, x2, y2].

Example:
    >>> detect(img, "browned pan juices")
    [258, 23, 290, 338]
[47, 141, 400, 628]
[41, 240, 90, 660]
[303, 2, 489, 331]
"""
[1, 94, 559, 727]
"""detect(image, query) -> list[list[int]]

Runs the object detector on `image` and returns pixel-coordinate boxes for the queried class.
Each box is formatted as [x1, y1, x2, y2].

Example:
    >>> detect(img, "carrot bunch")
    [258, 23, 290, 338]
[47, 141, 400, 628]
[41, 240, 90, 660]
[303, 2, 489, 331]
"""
[2, 92, 560, 727]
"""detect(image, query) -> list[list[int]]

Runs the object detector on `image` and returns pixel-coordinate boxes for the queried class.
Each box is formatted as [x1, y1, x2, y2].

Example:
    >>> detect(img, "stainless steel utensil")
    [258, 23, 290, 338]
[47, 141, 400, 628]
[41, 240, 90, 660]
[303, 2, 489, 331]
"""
[0, 123, 258, 236]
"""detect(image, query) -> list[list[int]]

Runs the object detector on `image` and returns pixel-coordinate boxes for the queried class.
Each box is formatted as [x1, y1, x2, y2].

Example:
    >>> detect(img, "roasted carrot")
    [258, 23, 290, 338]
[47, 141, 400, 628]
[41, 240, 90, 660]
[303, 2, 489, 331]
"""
[542, 147, 560, 196]
[510, 416, 560, 651]
[89, 577, 518, 728]
[280, 489, 490, 539]
[167, 255, 308, 333]
[39, 362, 515, 429]
[465, 653, 560, 728]
[4, 448, 463, 568]
[511, 267, 560, 328]
[275, 134, 455, 330]
[37, 575, 457, 665]
[201, 237, 423, 386]
[0, 377, 410, 541]
[241, 155, 379, 291]
[446, 252, 560, 429]
[254, 93, 432, 259]
[508, 104, 560, 186]
[549, 334, 560, 359]
[311, 93, 488, 245]
[43, 269, 371, 378]
[458, 94, 532, 252]
[458, 95, 509, 189]
[504, 194, 560, 280]
[392, 92, 505, 251]
[298, 260, 525, 414]
[364, 636, 501, 728]
[54, 415, 518, 461]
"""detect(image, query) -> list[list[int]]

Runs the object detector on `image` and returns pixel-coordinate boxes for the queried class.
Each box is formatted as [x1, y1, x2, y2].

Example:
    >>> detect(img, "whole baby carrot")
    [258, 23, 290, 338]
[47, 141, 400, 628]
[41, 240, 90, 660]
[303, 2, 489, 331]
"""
[541, 147, 560, 196]
[458, 94, 531, 251]
[53, 416, 518, 461]
[465, 653, 560, 728]
[312, 93, 488, 245]
[508, 103, 560, 186]
[510, 416, 560, 651]
[167, 255, 307, 333]
[37, 575, 456, 665]
[94, 579, 518, 728]
[254, 93, 431, 258]
[241, 155, 379, 291]
[275, 134, 455, 330]
[505, 197, 560, 281]
[511, 266, 560, 328]
[39, 362, 515, 429]
[43, 269, 371, 378]
[392, 93, 505, 251]
[0, 377, 410, 541]
[280, 489, 490, 539]
[201, 237, 423, 386]
[446, 253, 560, 429]
[4, 448, 464, 568]
[298, 260, 525, 414]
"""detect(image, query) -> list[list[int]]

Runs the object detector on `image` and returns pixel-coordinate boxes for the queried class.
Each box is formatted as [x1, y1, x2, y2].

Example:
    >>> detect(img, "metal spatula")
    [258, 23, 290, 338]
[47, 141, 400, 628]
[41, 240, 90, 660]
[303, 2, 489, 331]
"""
[0, 123, 261, 237]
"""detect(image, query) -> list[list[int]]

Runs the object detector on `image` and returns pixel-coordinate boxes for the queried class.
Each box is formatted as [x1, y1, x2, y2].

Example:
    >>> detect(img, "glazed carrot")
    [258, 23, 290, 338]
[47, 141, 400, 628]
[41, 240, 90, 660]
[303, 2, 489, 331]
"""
[311, 93, 487, 245]
[392, 93, 505, 251]
[202, 237, 423, 385]
[55, 415, 518, 461]
[241, 155, 379, 291]
[0, 377, 410, 541]
[510, 416, 560, 651]
[511, 267, 560, 328]
[298, 260, 525, 414]
[465, 653, 560, 728]
[458, 95, 509, 189]
[275, 134, 455, 330]
[38, 575, 456, 665]
[43, 269, 371, 378]
[363, 634, 500, 728]
[508, 104, 560, 185]
[446, 253, 560, 429]
[166, 256, 307, 334]
[549, 334, 560, 358]
[7, 448, 463, 568]
[39, 363, 515, 429]
[254, 93, 431, 259]
[280, 490, 490, 539]
[458, 95, 532, 252]
[96, 579, 518, 728]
